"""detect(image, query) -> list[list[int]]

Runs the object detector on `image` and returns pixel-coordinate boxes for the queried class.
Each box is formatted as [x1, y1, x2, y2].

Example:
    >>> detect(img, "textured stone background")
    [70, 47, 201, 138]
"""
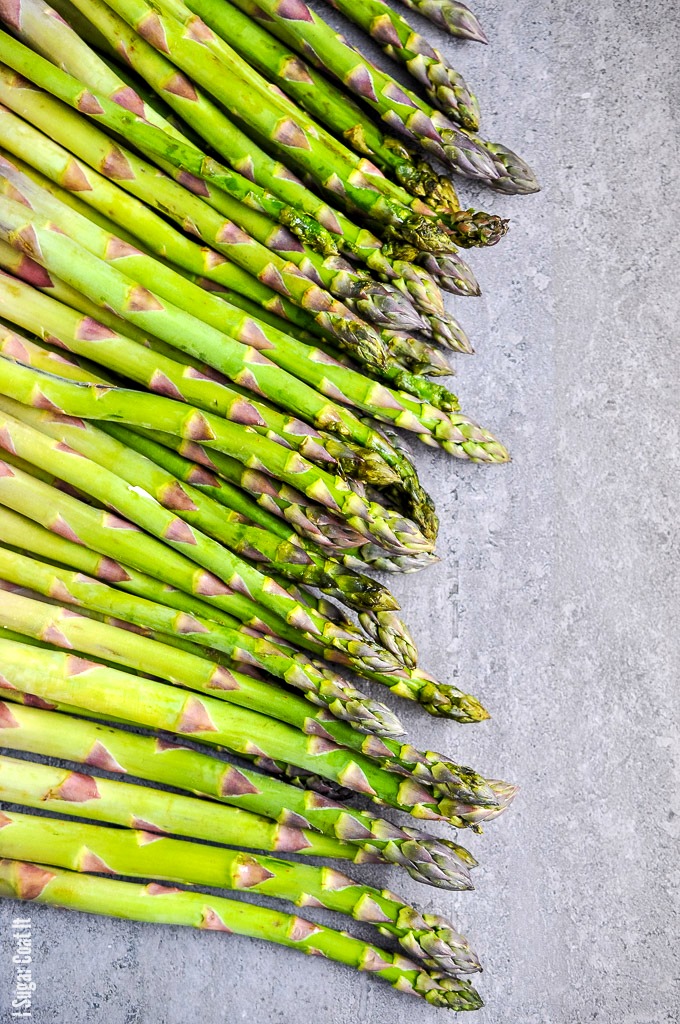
[1, 0, 679, 1021]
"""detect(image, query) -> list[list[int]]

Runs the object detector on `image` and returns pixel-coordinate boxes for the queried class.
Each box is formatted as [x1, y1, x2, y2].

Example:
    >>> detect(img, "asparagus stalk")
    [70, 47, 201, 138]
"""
[0, 152, 458, 410]
[188, 0, 494, 181]
[0, 16, 458, 255]
[6, 0, 435, 330]
[0, 547, 498, 805]
[0, 0, 348, 256]
[174, 0, 469, 212]
[0, 355, 436, 560]
[0, 810, 481, 974]
[0, 175, 499, 478]
[0, 405, 423, 680]
[0, 696, 479, 886]
[0, 752, 364, 859]
[0, 589, 463, 812]
[0, 637, 484, 818]
[0, 505, 408, 732]
[0, 461, 486, 719]
[0, 240, 373, 482]
[324, 0, 480, 129]
[394, 0, 488, 44]
[63, 0, 453, 272]
[0, 392, 399, 614]
[0, 858, 483, 1008]
[0, 320, 372, 554]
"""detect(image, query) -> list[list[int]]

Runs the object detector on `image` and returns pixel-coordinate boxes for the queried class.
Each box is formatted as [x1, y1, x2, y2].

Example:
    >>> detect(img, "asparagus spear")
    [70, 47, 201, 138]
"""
[63, 0, 456, 268]
[0, 696, 479, 886]
[0, 461, 485, 719]
[394, 0, 488, 43]
[0, 239, 373, 482]
[3, 0, 434, 328]
[0, 153, 459, 410]
[0, 355, 436, 559]
[0, 505, 408, 732]
[0, 320, 373, 554]
[0, 752, 364, 859]
[0, 589, 465, 812]
[0, 571, 405, 758]
[0, 547, 498, 805]
[0, 248, 435, 532]
[0, 858, 483, 1008]
[0, 392, 398, 614]
[0, 636, 484, 818]
[0, 16, 459, 256]
[0, 810, 481, 975]
[0, 0, 349, 255]
[0, 406, 423, 677]
[0, 178, 498, 476]
[186, 0, 494, 180]
[323, 0, 480, 128]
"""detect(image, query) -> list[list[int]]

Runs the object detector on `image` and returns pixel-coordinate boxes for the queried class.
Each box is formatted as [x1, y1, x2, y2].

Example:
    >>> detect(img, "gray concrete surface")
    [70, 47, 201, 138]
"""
[1, 1, 679, 1021]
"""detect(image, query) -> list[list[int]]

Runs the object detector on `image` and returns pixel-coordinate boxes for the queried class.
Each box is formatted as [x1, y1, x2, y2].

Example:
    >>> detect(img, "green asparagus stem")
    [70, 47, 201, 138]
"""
[0, 696, 479, 886]
[7, 0, 435, 332]
[324, 0, 480, 128]
[0, 150, 497, 481]
[0, 590, 468, 813]
[0, 0, 349, 256]
[0, 752, 361, 859]
[0, 461, 486, 719]
[0, 405, 429, 686]
[0, 148, 459, 410]
[0, 11, 459, 254]
[201, 0, 496, 181]
[0, 391, 398, 614]
[0, 354, 436, 560]
[0, 321, 372, 554]
[63, 0, 449, 280]
[0, 505, 412, 734]
[395, 0, 488, 44]
[0, 547, 498, 805]
[0, 810, 481, 974]
[0, 858, 483, 1008]
[0, 637, 485, 817]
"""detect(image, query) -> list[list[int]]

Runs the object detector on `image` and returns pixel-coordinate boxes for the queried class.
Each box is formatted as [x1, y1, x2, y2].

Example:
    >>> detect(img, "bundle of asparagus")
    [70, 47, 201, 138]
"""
[0, 0, 534, 1009]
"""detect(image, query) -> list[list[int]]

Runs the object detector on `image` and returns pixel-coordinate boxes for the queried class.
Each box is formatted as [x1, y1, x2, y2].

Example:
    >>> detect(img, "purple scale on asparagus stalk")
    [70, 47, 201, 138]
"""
[148, 370, 184, 401]
[75, 91, 105, 116]
[176, 170, 210, 197]
[110, 86, 146, 117]
[83, 741, 126, 774]
[52, 771, 101, 803]
[199, 908, 232, 932]
[12, 862, 55, 900]
[272, 118, 311, 150]
[146, 882, 182, 895]
[219, 766, 261, 797]
[137, 12, 170, 53]
[100, 147, 136, 181]
[234, 857, 276, 888]
[50, 514, 83, 544]
[41, 623, 73, 649]
[0, 703, 19, 729]
[162, 517, 198, 544]
[289, 917, 323, 942]
[60, 159, 93, 193]
[163, 72, 198, 101]
[79, 849, 115, 874]
[207, 666, 241, 692]
[177, 695, 218, 734]
[158, 481, 199, 512]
